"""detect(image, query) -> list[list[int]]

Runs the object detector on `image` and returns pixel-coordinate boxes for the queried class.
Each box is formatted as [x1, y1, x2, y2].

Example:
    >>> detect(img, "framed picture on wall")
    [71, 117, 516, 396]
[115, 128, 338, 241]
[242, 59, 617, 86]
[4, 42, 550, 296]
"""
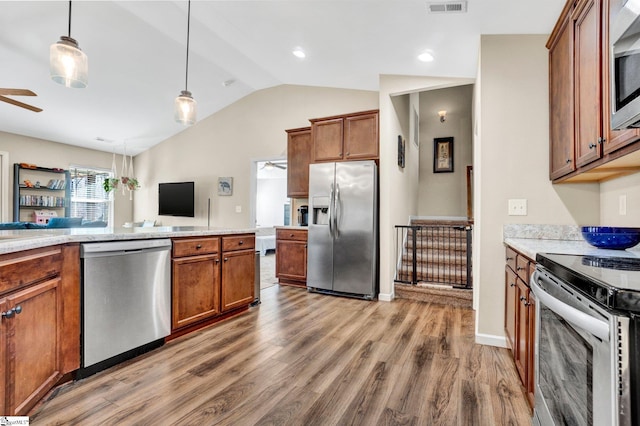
[397, 135, 405, 168]
[433, 137, 454, 173]
[218, 177, 233, 196]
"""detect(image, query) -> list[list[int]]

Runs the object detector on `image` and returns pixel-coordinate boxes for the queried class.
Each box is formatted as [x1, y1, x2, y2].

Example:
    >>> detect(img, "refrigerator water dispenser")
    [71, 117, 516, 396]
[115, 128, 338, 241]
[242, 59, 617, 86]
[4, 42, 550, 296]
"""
[312, 196, 330, 225]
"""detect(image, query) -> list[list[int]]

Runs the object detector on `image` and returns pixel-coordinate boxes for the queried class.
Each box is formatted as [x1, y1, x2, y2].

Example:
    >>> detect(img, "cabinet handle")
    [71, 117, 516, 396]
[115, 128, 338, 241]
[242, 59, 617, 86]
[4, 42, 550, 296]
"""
[510, 282, 515, 287]
[566, 158, 572, 164]
[238, 240, 244, 245]
[506, 256, 513, 261]
[339, 152, 343, 157]
[589, 143, 597, 149]
[290, 234, 294, 238]
[196, 244, 202, 249]
[516, 266, 524, 271]
[215, 259, 220, 264]
[519, 296, 530, 306]
[224, 257, 229, 262]
[1, 305, 21, 319]
[346, 152, 350, 156]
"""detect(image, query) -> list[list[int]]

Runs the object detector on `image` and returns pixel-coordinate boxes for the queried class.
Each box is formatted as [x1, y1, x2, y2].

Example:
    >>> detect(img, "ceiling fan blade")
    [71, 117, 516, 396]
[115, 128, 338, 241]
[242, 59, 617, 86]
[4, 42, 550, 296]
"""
[0, 95, 42, 113]
[0, 88, 37, 96]
[274, 164, 287, 170]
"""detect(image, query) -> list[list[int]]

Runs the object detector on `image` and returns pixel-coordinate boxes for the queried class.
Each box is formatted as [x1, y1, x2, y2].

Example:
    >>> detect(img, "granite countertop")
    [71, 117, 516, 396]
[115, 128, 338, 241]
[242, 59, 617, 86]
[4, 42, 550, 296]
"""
[504, 224, 640, 261]
[0, 226, 257, 255]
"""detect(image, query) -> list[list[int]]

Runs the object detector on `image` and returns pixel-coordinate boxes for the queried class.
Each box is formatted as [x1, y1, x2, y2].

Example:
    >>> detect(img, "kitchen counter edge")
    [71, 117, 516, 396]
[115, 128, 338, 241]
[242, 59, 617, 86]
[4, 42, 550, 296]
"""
[0, 227, 257, 255]
[504, 237, 640, 261]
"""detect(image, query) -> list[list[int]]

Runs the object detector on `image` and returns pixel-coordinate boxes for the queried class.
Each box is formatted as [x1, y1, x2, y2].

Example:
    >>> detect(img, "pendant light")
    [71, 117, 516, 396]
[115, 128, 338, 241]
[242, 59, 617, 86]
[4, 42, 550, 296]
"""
[175, 0, 197, 125]
[50, 1, 88, 88]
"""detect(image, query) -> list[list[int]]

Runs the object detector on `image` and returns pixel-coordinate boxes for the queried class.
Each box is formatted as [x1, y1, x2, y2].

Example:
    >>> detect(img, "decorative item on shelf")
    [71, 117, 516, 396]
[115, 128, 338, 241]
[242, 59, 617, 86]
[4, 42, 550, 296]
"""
[50, 1, 88, 89]
[175, 0, 197, 125]
[23, 179, 34, 188]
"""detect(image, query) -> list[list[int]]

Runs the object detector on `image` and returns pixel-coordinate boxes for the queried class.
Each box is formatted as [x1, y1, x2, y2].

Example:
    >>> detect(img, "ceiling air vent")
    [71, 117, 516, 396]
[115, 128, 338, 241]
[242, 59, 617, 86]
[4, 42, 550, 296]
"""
[427, 1, 468, 13]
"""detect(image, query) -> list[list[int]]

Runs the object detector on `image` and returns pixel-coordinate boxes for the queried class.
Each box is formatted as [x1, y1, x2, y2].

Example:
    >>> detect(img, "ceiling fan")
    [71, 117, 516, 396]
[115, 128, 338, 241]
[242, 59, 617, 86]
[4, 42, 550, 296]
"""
[261, 161, 287, 170]
[0, 88, 42, 113]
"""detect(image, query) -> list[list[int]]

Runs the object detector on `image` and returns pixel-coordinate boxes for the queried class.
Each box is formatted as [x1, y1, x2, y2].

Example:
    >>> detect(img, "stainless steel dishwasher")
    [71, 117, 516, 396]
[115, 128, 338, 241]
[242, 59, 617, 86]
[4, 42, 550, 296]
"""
[79, 239, 171, 377]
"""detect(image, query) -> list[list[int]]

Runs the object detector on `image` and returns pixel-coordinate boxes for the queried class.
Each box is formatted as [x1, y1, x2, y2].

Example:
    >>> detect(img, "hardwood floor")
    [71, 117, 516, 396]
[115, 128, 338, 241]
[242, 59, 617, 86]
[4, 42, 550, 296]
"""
[30, 285, 531, 425]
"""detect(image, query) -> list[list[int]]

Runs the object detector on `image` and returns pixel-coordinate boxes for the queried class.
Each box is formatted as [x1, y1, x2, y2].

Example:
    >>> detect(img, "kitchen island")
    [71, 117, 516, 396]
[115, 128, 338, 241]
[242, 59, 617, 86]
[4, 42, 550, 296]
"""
[0, 226, 256, 416]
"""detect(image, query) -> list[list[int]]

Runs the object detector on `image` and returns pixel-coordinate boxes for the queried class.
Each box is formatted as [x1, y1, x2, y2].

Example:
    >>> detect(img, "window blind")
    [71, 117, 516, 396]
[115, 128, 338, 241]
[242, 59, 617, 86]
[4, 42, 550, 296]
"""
[69, 167, 113, 224]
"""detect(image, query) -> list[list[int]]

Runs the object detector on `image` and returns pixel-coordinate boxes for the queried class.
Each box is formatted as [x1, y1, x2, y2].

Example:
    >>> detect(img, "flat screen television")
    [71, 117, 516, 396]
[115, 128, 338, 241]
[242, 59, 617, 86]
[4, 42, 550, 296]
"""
[158, 182, 194, 217]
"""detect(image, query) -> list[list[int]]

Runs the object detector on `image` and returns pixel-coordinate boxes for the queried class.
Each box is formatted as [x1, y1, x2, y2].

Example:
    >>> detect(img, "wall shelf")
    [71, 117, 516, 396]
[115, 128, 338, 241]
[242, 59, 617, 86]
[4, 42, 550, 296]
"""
[13, 163, 70, 222]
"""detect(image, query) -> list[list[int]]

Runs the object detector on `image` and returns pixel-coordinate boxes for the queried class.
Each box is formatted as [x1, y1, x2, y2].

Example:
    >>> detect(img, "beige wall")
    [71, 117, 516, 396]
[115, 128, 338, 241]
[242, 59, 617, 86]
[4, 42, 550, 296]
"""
[475, 35, 600, 344]
[0, 131, 133, 226]
[600, 171, 640, 226]
[133, 85, 379, 228]
[418, 85, 473, 217]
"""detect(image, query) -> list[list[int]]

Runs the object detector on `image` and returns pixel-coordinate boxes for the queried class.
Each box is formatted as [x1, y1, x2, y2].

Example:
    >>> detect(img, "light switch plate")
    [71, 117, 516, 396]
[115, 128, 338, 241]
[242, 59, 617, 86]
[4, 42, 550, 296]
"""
[235, 205, 242, 213]
[508, 199, 527, 216]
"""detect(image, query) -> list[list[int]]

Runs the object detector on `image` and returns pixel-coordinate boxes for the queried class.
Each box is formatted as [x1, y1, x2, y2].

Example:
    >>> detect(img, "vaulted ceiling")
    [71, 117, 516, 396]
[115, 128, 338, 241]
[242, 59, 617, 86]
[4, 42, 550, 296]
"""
[0, 1, 564, 155]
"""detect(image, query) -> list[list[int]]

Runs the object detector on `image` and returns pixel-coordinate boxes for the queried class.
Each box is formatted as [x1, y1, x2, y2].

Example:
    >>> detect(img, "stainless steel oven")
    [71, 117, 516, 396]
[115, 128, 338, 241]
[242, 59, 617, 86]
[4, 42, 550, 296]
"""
[531, 265, 632, 425]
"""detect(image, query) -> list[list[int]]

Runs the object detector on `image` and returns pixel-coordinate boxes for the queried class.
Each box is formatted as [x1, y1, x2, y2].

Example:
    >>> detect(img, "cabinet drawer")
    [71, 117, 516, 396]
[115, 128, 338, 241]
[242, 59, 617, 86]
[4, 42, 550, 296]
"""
[516, 255, 531, 283]
[276, 229, 307, 242]
[505, 247, 517, 272]
[0, 246, 62, 295]
[172, 238, 219, 257]
[222, 235, 255, 252]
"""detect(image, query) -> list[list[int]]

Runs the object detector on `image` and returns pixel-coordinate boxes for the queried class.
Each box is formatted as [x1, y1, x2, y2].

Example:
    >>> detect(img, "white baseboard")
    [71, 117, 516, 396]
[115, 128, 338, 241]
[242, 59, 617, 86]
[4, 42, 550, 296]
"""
[378, 292, 394, 302]
[475, 333, 507, 348]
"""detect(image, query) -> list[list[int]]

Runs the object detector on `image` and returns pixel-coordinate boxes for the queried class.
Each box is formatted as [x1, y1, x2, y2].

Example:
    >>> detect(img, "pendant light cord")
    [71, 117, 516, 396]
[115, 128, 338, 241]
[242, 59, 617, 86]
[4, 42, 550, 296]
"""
[68, 1, 72, 37]
[185, 0, 191, 91]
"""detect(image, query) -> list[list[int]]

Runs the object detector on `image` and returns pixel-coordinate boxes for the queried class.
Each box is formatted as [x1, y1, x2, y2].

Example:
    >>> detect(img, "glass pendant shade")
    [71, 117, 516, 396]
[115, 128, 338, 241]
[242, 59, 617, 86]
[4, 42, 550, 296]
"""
[175, 90, 197, 125]
[50, 36, 88, 88]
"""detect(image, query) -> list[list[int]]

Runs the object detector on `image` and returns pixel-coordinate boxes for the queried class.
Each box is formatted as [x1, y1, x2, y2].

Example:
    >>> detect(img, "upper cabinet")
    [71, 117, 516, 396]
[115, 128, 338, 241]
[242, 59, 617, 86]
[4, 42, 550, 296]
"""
[548, 0, 640, 182]
[310, 110, 379, 163]
[286, 127, 312, 198]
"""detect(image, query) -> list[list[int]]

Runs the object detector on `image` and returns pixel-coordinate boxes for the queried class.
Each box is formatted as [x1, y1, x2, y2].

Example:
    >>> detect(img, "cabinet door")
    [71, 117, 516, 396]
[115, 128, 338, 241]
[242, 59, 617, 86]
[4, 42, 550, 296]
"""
[6, 278, 62, 415]
[221, 249, 255, 312]
[504, 267, 517, 353]
[515, 278, 530, 386]
[276, 240, 307, 282]
[0, 298, 6, 415]
[527, 293, 536, 408]
[172, 254, 221, 330]
[312, 118, 344, 162]
[602, 0, 640, 154]
[344, 112, 378, 160]
[549, 9, 576, 179]
[574, 0, 603, 167]
[287, 128, 312, 198]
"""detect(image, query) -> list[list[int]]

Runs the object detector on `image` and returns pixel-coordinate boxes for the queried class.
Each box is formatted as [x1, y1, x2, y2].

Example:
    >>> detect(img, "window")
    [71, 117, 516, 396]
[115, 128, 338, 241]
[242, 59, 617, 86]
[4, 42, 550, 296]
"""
[69, 166, 113, 225]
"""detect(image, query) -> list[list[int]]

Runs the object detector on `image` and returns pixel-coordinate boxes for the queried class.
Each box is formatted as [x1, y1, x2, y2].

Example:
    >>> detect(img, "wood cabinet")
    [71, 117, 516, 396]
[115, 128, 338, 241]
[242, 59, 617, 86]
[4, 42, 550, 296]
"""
[504, 246, 536, 409]
[172, 237, 221, 330]
[276, 228, 307, 287]
[548, 0, 640, 182]
[0, 244, 79, 416]
[310, 110, 379, 163]
[286, 127, 312, 198]
[221, 235, 255, 312]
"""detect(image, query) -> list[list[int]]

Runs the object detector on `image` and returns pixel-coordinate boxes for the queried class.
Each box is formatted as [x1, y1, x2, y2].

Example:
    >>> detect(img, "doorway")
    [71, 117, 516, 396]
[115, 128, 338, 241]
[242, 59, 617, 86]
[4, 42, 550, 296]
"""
[250, 158, 288, 290]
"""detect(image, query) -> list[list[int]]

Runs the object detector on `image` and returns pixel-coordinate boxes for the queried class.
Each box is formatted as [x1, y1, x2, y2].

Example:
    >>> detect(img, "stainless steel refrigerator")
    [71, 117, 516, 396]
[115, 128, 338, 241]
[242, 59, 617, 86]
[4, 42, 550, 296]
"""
[307, 160, 378, 299]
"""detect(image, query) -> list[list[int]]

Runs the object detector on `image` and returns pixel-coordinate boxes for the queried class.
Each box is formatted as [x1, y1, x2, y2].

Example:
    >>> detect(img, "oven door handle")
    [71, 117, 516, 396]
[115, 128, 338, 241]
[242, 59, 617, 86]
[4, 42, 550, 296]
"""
[531, 271, 609, 342]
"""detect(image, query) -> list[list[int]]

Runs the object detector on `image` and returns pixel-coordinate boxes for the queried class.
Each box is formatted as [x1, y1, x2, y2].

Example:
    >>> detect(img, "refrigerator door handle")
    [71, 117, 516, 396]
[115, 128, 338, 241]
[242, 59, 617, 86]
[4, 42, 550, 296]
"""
[334, 183, 340, 238]
[329, 183, 335, 238]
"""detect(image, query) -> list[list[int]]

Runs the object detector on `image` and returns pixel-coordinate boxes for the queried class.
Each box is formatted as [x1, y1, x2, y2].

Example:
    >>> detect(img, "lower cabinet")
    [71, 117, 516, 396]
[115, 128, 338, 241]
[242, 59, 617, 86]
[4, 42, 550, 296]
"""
[172, 234, 255, 331]
[0, 244, 79, 416]
[275, 228, 307, 287]
[504, 245, 536, 409]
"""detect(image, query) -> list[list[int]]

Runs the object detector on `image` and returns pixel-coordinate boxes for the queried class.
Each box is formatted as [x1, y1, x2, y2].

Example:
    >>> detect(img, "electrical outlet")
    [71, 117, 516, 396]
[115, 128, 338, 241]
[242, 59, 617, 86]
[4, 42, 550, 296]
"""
[235, 205, 242, 213]
[508, 199, 527, 216]
[620, 195, 627, 215]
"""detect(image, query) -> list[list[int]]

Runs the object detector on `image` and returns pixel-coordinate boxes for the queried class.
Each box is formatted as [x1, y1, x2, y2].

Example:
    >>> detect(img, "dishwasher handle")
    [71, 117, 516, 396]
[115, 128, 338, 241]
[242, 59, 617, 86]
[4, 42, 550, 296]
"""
[81, 239, 172, 258]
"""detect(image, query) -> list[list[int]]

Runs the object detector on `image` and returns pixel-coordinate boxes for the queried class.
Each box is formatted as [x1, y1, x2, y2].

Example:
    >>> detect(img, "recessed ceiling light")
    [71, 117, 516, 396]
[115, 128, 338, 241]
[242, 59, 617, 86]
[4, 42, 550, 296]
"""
[292, 48, 306, 59]
[418, 52, 434, 62]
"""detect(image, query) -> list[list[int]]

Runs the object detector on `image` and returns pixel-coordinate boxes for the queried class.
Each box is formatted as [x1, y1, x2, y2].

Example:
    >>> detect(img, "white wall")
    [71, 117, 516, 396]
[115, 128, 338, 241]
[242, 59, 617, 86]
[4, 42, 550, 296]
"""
[256, 176, 287, 227]
[418, 85, 473, 217]
[475, 35, 600, 344]
[0, 131, 133, 226]
[134, 85, 379, 228]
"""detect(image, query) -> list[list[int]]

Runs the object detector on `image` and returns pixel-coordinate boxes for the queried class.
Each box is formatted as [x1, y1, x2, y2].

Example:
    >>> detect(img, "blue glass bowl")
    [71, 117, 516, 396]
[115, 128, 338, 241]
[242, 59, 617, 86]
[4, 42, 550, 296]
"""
[581, 226, 640, 250]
